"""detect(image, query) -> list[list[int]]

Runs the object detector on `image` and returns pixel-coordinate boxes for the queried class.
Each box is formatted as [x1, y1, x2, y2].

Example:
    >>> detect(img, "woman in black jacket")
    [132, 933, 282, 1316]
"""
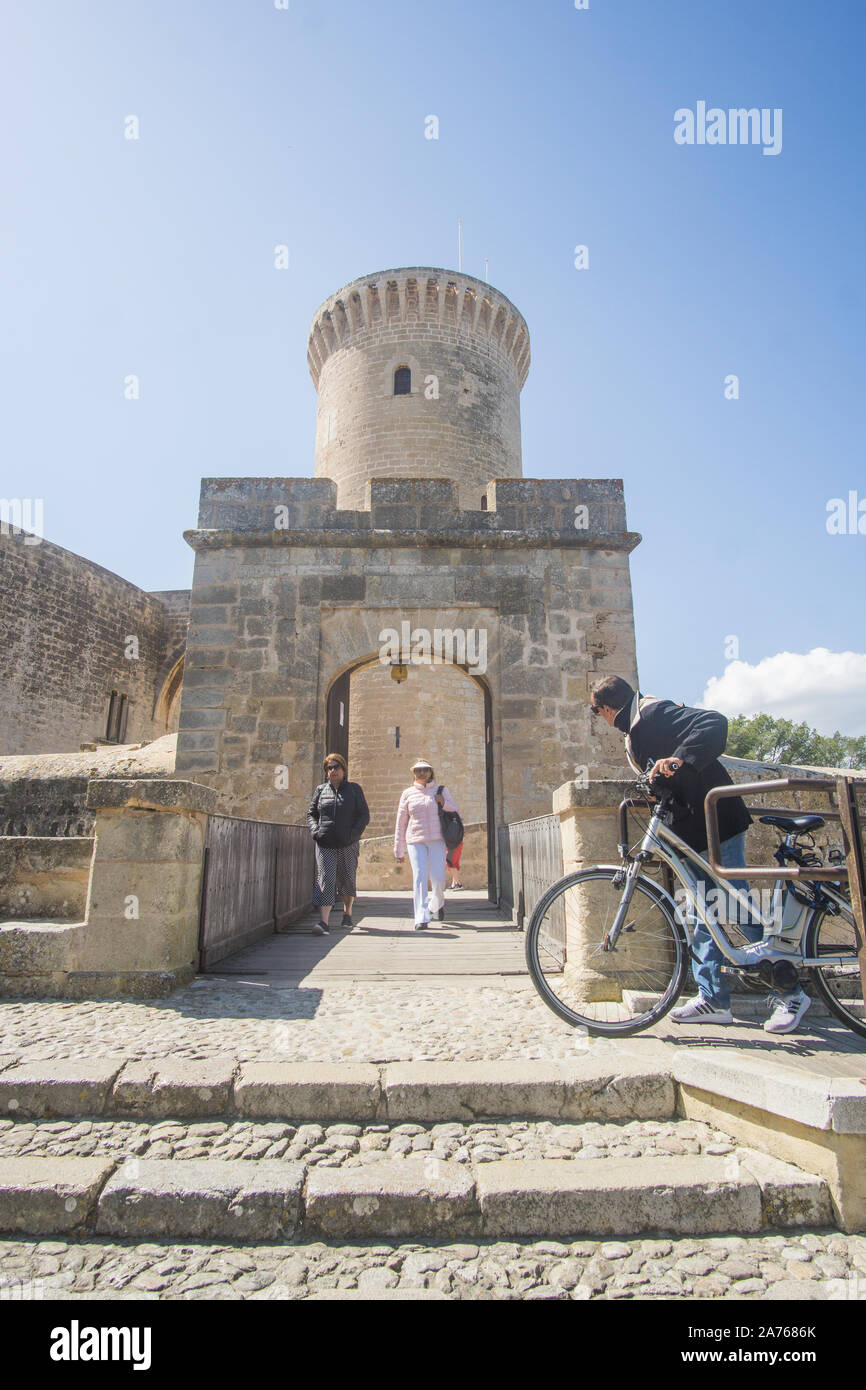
[307, 753, 370, 935]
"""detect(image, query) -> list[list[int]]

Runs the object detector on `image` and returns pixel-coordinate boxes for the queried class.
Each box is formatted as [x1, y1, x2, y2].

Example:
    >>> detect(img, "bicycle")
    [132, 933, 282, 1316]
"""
[524, 771, 862, 1038]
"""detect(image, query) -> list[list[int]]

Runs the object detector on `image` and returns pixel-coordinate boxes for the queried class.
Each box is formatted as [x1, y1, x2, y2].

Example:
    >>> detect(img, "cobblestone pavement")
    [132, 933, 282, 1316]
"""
[2, 1230, 864, 1301]
[0, 1116, 737, 1166]
[0, 980, 584, 1064]
[0, 978, 854, 1066]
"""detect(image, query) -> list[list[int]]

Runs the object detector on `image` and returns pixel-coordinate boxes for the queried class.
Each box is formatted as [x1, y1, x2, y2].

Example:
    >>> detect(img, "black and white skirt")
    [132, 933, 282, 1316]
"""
[312, 840, 360, 907]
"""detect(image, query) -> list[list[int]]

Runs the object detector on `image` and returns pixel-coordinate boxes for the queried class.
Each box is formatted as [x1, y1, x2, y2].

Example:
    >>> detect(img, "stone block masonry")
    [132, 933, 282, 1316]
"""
[307, 268, 530, 511]
[0, 778, 215, 999]
[349, 662, 486, 837]
[0, 531, 189, 755]
[177, 475, 640, 828]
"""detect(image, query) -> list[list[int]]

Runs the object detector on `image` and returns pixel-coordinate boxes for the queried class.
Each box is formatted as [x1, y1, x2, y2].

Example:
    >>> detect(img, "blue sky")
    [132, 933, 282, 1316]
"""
[2, 0, 864, 731]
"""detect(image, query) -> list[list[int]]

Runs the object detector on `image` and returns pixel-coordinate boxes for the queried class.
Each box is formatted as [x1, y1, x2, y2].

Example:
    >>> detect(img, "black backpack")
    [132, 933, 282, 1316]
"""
[437, 785, 464, 850]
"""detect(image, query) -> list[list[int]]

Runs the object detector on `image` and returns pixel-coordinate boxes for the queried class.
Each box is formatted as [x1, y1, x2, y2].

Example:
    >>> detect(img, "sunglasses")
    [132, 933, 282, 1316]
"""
[324, 763, 342, 770]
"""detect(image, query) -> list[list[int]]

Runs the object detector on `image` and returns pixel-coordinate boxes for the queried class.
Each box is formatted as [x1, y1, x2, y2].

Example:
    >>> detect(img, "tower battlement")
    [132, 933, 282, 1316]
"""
[307, 267, 530, 389]
[190, 475, 635, 547]
[306, 267, 531, 511]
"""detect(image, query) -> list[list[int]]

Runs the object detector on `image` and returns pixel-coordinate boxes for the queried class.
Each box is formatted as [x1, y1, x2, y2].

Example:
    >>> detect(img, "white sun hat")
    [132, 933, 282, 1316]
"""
[411, 758, 433, 771]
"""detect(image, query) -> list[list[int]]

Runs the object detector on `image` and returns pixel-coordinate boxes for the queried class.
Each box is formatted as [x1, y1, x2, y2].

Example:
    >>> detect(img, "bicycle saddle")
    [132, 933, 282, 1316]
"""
[759, 814, 825, 833]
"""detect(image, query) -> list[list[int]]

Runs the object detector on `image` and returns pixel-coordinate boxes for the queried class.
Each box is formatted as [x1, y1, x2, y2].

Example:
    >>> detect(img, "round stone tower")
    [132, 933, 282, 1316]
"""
[307, 267, 531, 510]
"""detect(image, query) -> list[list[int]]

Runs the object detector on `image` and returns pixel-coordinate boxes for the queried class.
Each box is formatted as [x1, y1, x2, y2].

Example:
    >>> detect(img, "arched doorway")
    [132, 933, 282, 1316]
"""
[325, 656, 496, 900]
[154, 654, 184, 733]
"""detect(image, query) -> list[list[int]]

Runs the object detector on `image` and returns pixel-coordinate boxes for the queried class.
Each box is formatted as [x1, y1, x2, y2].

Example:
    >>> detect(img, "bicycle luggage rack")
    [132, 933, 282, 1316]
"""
[705, 776, 866, 1011]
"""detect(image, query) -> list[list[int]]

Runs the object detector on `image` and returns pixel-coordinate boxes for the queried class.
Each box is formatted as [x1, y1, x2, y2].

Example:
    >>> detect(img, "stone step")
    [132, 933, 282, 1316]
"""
[0, 1149, 832, 1241]
[0, 1057, 676, 1124]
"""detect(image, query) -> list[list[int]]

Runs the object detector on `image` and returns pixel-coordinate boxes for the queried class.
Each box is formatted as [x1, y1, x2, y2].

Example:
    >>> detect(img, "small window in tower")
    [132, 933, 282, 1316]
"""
[481, 496, 488, 511]
[394, 366, 411, 396]
[106, 691, 129, 744]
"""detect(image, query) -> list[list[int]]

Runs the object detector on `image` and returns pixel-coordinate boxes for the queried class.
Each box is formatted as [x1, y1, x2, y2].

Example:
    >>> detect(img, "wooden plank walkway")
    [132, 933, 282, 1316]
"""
[205, 890, 526, 986]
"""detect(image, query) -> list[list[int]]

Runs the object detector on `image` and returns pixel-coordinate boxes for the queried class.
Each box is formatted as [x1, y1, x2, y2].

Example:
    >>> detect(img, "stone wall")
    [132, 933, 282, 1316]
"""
[0, 837, 93, 921]
[0, 532, 189, 756]
[357, 823, 488, 892]
[0, 735, 177, 836]
[308, 269, 529, 510]
[0, 778, 215, 999]
[177, 476, 640, 830]
[347, 662, 487, 837]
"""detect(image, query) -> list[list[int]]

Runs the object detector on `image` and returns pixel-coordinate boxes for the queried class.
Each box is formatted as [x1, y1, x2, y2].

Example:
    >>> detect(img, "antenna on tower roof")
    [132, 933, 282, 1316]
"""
[484, 258, 489, 283]
[458, 219, 463, 272]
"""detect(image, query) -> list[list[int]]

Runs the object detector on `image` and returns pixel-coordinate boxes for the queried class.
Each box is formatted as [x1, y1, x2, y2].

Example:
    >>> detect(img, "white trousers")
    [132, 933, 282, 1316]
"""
[407, 841, 447, 924]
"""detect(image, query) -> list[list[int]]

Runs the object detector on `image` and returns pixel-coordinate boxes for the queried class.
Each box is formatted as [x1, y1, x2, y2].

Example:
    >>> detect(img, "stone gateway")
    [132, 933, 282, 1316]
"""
[175, 267, 640, 893]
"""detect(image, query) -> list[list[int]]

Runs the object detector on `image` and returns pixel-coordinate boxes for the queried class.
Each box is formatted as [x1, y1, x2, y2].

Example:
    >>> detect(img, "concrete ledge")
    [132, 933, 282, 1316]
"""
[95, 1159, 304, 1241]
[382, 1059, 676, 1123]
[673, 1051, 866, 1135]
[736, 1149, 832, 1228]
[63, 968, 196, 999]
[0, 1059, 125, 1117]
[0, 1157, 115, 1234]
[552, 779, 633, 814]
[110, 1059, 237, 1117]
[475, 1157, 763, 1237]
[86, 779, 217, 815]
[0, 1147, 834, 1240]
[235, 1063, 381, 1120]
[0, 967, 196, 1000]
[304, 1158, 478, 1240]
[0, 1057, 676, 1123]
[0, 921, 82, 976]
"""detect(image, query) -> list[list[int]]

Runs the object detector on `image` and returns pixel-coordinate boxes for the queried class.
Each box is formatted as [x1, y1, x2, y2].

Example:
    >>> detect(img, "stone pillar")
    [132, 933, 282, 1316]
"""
[552, 778, 651, 1003]
[72, 779, 217, 997]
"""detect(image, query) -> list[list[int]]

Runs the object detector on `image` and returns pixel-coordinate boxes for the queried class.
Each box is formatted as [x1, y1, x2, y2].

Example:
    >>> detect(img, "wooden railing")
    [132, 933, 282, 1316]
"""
[198, 817, 313, 970]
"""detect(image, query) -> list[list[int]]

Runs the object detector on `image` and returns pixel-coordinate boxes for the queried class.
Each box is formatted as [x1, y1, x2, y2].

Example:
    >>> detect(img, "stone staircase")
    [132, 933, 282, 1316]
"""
[0, 1056, 834, 1244]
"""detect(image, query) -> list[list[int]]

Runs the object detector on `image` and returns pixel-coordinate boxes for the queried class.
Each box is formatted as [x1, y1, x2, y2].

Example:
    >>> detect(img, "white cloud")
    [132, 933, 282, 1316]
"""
[701, 648, 866, 737]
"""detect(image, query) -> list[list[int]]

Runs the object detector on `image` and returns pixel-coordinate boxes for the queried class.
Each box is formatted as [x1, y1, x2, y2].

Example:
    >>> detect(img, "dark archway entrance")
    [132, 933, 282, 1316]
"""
[325, 659, 497, 901]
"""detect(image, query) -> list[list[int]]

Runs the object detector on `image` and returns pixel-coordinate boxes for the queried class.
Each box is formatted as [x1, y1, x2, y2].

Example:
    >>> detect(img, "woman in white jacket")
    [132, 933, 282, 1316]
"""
[394, 758, 460, 930]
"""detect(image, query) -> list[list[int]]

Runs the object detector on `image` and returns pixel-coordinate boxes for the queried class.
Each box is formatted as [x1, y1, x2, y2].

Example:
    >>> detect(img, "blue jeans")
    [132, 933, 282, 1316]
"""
[689, 831, 762, 1008]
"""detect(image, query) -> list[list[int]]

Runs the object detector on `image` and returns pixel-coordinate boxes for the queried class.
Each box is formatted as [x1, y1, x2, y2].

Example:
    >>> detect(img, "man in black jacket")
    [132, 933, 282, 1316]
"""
[590, 675, 810, 1034]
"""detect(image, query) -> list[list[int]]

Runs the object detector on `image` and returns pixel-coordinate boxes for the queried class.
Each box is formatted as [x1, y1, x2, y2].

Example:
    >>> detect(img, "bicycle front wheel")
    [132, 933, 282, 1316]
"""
[524, 867, 689, 1036]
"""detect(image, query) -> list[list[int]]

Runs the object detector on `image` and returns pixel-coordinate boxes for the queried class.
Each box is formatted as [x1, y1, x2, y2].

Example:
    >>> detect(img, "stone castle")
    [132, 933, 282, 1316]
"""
[1, 266, 640, 896]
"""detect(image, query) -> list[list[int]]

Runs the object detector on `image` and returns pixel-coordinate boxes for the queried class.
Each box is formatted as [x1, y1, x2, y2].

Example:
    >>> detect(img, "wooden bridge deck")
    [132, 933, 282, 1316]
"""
[204, 890, 526, 986]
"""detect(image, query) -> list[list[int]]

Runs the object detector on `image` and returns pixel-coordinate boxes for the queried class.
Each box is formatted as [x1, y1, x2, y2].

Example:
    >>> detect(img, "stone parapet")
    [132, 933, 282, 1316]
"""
[0, 777, 215, 998]
[190, 475, 639, 551]
[85, 778, 217, 816]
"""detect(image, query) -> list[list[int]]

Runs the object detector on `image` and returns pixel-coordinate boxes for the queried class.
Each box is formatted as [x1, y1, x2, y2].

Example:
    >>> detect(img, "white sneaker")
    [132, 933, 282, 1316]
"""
[764, 989, 811, 1034]
[670, 994, 733, 1025]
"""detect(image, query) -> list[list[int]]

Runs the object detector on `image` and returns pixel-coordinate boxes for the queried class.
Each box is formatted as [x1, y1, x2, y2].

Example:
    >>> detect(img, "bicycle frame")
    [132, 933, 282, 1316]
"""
[609, 799, 852, 970]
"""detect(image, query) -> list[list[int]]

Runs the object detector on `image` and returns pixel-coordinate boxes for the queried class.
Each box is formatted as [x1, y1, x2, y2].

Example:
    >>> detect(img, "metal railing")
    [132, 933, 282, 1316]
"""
[498, 814, 564, 948]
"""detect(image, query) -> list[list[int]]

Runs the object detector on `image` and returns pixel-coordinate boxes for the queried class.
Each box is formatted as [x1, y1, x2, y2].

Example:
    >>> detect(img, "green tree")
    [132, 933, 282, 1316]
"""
[726, 713, 866, 770]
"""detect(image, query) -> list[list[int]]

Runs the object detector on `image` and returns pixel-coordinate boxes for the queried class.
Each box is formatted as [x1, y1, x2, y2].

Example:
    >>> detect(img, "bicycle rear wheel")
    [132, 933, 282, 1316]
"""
[524, 867, 689, 1036]
[806, 900, 866, 1040]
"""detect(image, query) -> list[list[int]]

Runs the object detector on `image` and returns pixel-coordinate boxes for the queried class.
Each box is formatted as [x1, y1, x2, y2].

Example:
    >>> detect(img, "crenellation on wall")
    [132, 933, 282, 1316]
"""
[308, 268, 529, 510]
[185, 474, 638, 551]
